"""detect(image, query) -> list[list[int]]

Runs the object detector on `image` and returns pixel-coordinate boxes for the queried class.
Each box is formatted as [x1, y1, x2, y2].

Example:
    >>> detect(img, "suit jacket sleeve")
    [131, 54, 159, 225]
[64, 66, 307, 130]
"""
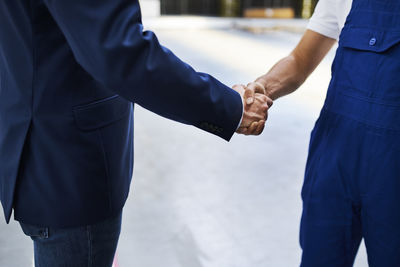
[42, 0, 243, 141]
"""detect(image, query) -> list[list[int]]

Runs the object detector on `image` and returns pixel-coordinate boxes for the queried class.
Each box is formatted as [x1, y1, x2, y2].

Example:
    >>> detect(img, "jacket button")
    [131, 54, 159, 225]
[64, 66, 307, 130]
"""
[369, 37, 376, 46]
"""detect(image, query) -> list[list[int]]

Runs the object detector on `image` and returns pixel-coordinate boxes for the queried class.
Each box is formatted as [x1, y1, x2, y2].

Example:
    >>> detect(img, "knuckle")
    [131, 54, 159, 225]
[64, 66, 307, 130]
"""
[256, 84, 265, 91]
[245, 88, 255, 94]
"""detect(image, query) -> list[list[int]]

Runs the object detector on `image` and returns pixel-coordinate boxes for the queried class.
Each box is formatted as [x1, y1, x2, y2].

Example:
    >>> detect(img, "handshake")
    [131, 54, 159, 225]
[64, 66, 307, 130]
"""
[233, 82, 273, 136]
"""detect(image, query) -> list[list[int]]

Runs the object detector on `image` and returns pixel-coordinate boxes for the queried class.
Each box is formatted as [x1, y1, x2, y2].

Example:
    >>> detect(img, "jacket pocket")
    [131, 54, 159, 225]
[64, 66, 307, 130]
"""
[73, 95, 131, 131]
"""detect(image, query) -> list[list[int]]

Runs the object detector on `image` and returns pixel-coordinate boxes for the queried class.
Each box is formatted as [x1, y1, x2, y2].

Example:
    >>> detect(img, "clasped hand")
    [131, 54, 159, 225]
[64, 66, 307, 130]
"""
[233, 82, 272, 136]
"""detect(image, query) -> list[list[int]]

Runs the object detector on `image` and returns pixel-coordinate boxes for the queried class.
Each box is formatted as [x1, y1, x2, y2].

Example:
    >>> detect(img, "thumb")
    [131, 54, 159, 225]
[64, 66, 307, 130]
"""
[243, 88, 255, 106]
[266, 96, 273, 108]
[249, 82, 267, 95]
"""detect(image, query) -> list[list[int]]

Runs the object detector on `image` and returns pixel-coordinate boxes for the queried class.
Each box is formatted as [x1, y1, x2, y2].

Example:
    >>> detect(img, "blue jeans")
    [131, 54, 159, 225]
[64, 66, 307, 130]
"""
[19, 211, 122, 267]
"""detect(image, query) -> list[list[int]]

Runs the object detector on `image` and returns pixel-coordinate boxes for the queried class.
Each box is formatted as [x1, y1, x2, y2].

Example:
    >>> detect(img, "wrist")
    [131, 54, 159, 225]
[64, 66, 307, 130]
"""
[231, 85, 245, 130]
[255, 76, 281, 101]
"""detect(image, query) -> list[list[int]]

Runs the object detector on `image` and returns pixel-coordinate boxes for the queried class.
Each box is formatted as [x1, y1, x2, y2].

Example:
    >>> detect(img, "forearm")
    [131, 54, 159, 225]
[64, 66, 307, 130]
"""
[255, 30, 336, 101]
[255, 53, 307, 100]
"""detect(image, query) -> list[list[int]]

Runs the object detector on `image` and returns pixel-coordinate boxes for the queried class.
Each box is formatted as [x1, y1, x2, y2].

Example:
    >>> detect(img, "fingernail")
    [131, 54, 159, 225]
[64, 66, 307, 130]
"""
[246, 98, 253, 105]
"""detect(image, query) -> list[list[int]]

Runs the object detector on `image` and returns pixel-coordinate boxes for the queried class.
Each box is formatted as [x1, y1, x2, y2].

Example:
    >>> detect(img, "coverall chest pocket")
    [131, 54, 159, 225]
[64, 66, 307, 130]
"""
[337, 27, 400, 100]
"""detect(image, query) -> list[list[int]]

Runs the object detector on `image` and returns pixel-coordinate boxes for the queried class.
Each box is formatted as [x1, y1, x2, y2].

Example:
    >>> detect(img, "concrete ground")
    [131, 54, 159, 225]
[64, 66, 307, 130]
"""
[142, 16, 309, 33]
[0, 21, 368, 267]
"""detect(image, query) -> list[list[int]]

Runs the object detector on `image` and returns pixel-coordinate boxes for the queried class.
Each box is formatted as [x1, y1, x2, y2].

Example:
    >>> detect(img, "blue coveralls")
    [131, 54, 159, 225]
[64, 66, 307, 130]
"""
[300, 0, 400, 266]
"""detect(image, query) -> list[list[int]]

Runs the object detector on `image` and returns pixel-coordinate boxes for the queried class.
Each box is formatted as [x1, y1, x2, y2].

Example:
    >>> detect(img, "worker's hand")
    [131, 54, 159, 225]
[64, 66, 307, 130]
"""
[243, 81, 267, 105]
[232, 84, 273, 136]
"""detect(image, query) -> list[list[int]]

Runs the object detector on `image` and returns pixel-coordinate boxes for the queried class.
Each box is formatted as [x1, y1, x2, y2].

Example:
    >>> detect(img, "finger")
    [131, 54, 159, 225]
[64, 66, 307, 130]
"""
[232, 84, 246, 98]
[266, 96, 273, 108]
[243, 87, 255, 106]
[236, 127, 248, 135]
[255, 94, 273, 107]
[247, 82, 266, 95]
[254, 120, 266, 136]
[247, 122, 259, 135]
[232, 84, 245, 90]
[255, 94, 272, 113]
[250, 111, 266, 122]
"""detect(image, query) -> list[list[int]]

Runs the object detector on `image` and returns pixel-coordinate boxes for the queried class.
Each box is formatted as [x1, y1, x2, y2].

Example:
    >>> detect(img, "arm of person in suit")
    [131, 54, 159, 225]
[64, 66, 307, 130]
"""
[254, 30, 336, 101]
[42, 0, 271, 140]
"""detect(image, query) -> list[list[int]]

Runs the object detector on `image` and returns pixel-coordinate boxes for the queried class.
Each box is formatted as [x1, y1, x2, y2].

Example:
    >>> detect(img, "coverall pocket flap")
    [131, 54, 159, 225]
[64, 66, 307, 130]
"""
[339, 28, 400, 53]
[73, 95, 131, 131]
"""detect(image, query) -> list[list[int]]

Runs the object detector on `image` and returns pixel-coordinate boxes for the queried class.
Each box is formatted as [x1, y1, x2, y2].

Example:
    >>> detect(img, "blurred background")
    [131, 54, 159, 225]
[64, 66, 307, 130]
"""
[145, 0, 314, 18]
[0, 1, 369, 267]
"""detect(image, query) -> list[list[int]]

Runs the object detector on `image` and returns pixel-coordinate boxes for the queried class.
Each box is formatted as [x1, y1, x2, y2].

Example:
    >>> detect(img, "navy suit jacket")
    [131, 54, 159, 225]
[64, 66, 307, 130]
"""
[0, 0, 243, 227]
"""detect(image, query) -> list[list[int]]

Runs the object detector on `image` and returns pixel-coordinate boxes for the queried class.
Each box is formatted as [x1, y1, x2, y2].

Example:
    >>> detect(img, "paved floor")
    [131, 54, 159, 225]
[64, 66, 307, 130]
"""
[0, 27, 368, 266]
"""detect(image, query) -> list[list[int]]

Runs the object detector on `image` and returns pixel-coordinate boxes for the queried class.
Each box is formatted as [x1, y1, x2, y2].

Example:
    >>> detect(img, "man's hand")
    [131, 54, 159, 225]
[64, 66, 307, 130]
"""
[233, 84, 273, 136]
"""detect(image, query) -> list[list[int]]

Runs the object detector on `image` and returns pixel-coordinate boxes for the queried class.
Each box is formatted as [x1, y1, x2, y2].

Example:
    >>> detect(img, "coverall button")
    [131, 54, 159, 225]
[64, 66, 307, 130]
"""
[369, 37, 377, 46]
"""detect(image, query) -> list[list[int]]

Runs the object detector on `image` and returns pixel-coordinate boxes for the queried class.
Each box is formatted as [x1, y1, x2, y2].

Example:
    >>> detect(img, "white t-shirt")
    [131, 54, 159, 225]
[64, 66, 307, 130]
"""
[307, 0, 353, 40]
